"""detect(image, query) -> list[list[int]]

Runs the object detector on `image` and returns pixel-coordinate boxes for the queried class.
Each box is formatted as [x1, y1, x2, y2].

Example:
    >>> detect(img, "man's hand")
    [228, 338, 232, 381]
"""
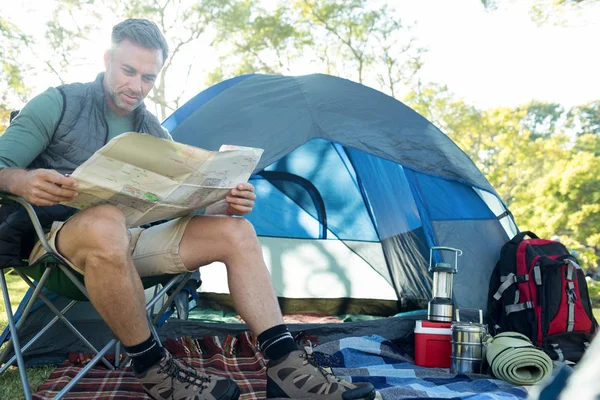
[223, 182, 256, 216]
[12, 169, 79, 206]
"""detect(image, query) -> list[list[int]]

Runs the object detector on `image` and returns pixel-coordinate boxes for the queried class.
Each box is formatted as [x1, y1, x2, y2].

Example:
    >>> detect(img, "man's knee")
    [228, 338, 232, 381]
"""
[61, 205, 130, 266]
[75, 205, 127, 240]
[219, 217, 257, 247]
[187, 215, 258, 251]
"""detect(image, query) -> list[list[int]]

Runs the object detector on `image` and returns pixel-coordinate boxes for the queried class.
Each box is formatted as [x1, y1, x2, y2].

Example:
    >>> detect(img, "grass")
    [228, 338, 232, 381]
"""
[1, 271, 56, 399]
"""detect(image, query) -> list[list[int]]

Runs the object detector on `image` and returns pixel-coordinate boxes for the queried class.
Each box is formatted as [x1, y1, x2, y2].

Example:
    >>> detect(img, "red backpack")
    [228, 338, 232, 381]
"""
[487, 231, 597, 362]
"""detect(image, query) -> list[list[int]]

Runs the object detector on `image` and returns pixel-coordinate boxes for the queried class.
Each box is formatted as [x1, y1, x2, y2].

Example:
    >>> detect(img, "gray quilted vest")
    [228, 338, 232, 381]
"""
[0, 73, 170, 267]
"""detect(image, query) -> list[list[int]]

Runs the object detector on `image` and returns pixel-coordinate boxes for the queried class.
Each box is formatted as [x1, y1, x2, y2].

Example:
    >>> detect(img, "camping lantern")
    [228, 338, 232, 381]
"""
[428, 247, 463, 322]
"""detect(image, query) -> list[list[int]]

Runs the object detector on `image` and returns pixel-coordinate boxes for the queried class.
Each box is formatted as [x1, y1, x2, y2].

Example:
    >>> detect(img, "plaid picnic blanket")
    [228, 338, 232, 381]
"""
[33, 333, 529, 400]
[312, 335, 529, 400]
[33, 332, 266, 400]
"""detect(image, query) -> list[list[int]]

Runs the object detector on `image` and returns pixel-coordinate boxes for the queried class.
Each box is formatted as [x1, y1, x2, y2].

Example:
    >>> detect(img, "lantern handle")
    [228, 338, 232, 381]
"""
[429, 246, 463, 272]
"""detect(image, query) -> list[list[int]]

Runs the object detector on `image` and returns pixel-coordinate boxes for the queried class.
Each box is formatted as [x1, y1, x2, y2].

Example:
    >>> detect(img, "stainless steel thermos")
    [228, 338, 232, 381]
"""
[450, 309, 488, 374]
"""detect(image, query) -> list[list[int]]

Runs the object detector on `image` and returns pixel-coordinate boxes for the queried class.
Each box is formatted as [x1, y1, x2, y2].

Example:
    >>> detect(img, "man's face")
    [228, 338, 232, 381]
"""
[103, 38, 164, 115]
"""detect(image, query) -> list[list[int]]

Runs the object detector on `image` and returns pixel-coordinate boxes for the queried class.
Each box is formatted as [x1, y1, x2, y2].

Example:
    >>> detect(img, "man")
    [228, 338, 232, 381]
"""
[0, 19, 375, 400]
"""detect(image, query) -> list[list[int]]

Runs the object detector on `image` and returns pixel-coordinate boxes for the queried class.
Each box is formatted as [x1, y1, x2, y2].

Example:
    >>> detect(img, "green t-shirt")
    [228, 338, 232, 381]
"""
[0, 87, 136, 169]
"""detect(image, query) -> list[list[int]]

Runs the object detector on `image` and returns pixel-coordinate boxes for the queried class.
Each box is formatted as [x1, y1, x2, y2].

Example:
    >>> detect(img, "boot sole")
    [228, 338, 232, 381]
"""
[268, 391, 376, 400]
[219, 384, 240, 400]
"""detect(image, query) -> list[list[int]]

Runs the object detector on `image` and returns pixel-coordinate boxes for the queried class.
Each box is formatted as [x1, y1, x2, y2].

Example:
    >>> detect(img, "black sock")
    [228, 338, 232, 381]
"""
[257, 324, 298, 360]
[125, 335, 165, 374]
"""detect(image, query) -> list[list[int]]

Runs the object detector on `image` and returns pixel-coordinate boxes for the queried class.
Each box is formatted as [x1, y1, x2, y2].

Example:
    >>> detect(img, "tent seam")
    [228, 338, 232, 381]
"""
[290, 76, 322, 137]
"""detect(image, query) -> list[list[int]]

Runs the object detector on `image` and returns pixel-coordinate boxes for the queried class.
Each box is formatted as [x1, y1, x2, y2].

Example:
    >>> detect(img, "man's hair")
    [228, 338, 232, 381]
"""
[111, 18, 169, 62]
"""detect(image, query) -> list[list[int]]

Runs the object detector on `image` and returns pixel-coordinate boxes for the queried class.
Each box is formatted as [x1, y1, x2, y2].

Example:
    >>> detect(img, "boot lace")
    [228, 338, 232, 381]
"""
[300, 341, 342, 383]
[159, 356, 212, 395]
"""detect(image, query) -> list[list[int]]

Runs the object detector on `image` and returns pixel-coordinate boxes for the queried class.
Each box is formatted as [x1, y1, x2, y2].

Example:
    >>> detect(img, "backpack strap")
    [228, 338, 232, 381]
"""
[533, 263, 542, 285]
[505, 301, 534, 315]
[493, 273, 530, 300]
[566, 261, 578, 332]
[550, 343, 564, 362]
[509, 231, 539, 245]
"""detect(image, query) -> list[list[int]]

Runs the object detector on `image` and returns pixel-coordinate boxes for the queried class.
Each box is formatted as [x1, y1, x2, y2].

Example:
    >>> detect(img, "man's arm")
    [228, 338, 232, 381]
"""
[0, 88, 79, 205]
[0, 168, 78, 206]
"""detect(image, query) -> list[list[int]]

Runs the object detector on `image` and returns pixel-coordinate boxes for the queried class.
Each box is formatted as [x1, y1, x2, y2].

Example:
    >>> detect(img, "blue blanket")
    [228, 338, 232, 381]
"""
[313, 335, 528, 400]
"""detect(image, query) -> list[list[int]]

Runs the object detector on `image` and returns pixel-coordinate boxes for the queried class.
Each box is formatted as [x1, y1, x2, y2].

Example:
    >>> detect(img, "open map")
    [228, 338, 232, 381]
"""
[62, 133, 263, 227]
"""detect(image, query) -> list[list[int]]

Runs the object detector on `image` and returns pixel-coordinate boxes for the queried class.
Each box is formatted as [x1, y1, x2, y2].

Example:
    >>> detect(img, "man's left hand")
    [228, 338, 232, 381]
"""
[224, 182, 256, 216]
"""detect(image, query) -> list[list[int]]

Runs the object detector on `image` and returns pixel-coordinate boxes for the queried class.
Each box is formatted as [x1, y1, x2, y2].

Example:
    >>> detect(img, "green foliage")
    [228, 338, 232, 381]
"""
[588, 279, 600, 303]
[0, 109, 11, 135]
[0, 17, 31, 105]
[481, 0, 599, 26]
[293, 0, 423, 89]
[405, 84, 600, 271]
[567, 101, 600, 136]
[204, 0, 423, 96]
[520, 101, 564, 139]
[205, 0, 310, 84]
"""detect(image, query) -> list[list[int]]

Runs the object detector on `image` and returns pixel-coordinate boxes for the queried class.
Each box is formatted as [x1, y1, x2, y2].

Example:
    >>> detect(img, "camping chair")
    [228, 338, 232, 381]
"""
[0, 192, 195, 400]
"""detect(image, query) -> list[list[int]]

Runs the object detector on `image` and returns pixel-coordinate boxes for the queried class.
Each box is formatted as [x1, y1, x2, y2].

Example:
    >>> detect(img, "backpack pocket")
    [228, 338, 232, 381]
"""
[542, 331, 593, 363]
[539, 257, 594, 341]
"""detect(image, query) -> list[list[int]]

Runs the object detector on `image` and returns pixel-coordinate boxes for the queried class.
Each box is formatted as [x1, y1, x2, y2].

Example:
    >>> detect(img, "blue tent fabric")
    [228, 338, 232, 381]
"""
[165, 73, 516, 312]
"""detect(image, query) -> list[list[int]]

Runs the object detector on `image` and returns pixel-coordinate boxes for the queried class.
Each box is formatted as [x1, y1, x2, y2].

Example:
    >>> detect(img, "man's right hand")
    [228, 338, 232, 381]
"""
[11, 169, 79, 206]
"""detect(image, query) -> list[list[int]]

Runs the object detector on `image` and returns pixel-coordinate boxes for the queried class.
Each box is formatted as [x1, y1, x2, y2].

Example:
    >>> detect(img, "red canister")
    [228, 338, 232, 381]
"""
[414, 320, 452, 368]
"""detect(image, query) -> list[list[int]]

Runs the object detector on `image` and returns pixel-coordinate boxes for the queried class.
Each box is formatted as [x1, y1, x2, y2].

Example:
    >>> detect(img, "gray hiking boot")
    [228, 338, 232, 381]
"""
[136, 351, 240, 400]
[266, 345, 376, 399]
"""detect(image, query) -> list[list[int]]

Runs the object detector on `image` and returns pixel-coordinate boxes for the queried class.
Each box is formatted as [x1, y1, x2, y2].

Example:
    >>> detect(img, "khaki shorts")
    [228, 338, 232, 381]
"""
[29, 216, 193, 277]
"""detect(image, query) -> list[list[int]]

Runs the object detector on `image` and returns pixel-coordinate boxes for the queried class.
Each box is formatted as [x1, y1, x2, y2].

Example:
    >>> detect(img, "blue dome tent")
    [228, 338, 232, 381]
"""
[164, 73, 518, 315]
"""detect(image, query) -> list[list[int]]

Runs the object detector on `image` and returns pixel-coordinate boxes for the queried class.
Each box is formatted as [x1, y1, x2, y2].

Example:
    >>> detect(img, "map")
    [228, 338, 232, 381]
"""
[63, 133, 263, 227]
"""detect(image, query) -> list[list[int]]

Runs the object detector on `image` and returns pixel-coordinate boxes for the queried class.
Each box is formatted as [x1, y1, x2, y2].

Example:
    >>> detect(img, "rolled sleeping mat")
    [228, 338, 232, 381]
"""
[485, 332, 552, 386]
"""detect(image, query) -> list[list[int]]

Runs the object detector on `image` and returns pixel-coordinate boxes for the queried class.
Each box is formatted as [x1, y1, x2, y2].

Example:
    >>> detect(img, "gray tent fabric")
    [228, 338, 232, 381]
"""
[170, 74, 497, 194]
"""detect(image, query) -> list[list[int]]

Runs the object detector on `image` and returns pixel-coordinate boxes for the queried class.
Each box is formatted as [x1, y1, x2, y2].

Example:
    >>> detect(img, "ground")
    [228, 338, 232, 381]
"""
[1, 272, 600, 400]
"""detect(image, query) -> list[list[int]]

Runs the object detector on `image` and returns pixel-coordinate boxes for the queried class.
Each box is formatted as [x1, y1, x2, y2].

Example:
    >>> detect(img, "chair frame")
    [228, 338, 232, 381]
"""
[0, 193, 193, 400]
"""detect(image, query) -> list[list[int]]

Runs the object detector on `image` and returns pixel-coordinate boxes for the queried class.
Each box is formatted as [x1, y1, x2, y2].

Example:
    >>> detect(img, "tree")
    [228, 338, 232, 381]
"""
[42, 0, 103, 84]
[520, 101, 564, 140]
[567, 101, 600, 136]
[0, 17, 31, 107]
[481, 0, 599, 26]
[406, 84, 600, 269]
[205, 0, 311, 86]
[293, 0, 424, 92]
[206, 0, 425, 98]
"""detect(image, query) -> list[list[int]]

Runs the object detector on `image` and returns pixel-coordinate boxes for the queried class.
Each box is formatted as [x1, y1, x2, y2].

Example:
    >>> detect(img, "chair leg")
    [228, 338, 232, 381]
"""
[151, 272, 193, 325]
[1, 272, 32, 400]
[53, 339, 118, 400]
[14, 272, 115, 370]
[0, 267, 53, 365]
[0, 300, 78, 374]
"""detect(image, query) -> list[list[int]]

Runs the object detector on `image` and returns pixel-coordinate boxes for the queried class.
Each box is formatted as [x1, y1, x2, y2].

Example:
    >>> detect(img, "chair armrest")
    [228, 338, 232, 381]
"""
[0, 191, 55, 254]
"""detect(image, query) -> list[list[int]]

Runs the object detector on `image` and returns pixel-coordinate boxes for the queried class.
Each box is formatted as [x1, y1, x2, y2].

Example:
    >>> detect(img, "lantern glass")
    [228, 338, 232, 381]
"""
[432, 269, 454, 299]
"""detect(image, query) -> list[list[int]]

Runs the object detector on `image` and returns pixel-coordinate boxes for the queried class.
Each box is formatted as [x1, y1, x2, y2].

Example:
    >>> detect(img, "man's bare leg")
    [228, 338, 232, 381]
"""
[178, 215, 283, 335]
[55, 205, 149, 346]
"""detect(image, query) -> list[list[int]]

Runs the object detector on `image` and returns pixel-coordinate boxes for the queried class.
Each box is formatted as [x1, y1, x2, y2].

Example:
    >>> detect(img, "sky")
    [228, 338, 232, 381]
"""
[393, 0, 600, 109]
[5, 0, 600, 112]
